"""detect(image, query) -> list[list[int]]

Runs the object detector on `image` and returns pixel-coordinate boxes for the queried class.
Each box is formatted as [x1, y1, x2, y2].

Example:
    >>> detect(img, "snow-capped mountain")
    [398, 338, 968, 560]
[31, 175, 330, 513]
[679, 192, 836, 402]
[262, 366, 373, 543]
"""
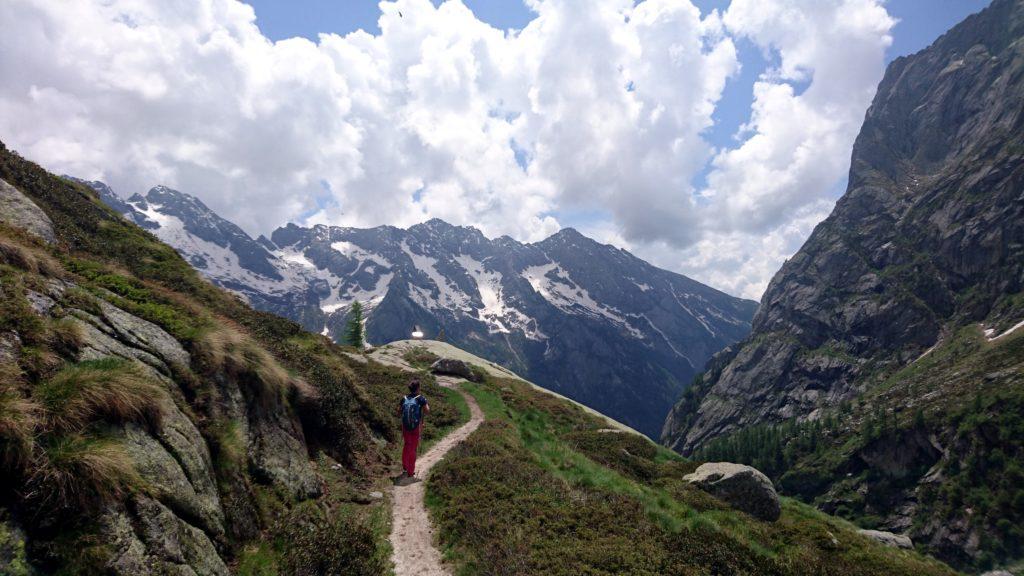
[80, 180, 757, 436]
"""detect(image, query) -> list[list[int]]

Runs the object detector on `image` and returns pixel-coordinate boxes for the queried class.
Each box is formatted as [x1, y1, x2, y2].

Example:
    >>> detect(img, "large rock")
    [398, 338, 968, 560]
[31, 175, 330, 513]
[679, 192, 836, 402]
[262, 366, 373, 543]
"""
[0, 178, 55, 243]
[103, 496, 230, 576]
[684, 462, 781, 521]
[857, 529, 914, 550]
[430, 358, 483, 383]
[121, 388, 227, 537]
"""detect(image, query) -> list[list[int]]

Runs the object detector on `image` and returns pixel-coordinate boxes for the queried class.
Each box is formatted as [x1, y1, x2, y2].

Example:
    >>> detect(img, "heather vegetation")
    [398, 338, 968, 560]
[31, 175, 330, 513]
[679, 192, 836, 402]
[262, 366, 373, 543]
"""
[425, 375, 957, 576]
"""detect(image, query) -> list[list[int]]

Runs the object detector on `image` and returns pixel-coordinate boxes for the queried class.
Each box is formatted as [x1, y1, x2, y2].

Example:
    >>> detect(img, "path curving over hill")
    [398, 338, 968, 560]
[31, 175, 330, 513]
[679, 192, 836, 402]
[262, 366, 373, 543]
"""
[389, 376, 484, 576]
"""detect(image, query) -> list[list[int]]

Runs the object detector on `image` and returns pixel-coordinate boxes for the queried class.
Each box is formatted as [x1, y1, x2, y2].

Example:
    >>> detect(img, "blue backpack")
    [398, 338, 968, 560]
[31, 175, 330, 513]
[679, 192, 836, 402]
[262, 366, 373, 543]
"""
[401, 395, 423, 431]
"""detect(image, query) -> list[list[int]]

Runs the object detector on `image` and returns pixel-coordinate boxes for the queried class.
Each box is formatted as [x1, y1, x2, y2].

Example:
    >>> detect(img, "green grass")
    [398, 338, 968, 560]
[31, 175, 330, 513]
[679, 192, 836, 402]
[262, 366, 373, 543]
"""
[428, 377, 958, 576]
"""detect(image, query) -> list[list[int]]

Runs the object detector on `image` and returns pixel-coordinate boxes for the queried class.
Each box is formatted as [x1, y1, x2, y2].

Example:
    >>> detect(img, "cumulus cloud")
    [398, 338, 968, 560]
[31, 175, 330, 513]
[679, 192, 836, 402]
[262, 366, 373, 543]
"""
[0, 0, 894, 299]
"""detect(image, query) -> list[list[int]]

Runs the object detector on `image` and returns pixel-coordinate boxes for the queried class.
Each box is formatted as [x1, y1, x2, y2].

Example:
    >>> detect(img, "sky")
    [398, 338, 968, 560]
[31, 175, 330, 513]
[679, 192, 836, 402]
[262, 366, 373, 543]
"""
[0, 0, 991, 300]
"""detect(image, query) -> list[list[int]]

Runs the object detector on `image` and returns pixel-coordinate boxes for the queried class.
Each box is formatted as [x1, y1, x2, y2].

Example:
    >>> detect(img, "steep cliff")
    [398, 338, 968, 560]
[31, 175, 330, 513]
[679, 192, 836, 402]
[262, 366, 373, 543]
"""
[662, 0, 1024, 570]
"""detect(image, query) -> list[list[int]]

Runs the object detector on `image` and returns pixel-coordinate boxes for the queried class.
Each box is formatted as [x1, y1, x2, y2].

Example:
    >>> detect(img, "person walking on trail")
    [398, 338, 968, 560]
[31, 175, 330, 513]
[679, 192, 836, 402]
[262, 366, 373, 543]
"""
[399, 379, 429, 479]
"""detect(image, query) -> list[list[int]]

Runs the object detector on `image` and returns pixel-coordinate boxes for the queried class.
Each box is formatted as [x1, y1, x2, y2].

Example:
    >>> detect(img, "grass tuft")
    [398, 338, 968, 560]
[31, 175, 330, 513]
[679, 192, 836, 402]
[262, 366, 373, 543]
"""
[28, 433, 140, 509]
[0, 236, 62, 277]
[34, 359, 165, 432]
[0, 387, 39, 469]
[196, 324, 291, 403]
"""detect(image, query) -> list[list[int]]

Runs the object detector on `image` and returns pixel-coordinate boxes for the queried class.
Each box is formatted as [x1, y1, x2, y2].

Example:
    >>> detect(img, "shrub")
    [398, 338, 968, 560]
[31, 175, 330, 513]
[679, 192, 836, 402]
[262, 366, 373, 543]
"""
[402, 346, 439, 369]
[34, 359, 165, 432]
[276, 505, 389, 576]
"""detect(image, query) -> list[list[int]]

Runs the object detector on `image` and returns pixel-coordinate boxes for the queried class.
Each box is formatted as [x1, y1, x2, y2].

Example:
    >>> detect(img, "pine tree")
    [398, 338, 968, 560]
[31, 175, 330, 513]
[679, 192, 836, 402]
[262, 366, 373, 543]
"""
[346, 301, 365, 348]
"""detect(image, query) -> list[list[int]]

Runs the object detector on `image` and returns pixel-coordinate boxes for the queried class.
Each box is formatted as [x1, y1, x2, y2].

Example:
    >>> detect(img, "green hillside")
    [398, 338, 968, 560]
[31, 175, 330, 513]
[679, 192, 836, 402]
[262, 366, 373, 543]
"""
[423, 373, 958, 575]
[693, 323, 1024, 572]
[0, 140, 468, 574]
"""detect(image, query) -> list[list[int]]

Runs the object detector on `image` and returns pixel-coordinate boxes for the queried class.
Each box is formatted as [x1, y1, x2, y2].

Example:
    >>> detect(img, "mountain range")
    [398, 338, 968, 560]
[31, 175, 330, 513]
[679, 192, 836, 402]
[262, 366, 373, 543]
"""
[73, 179, 758, 437]
[662, 0, 1024, 570]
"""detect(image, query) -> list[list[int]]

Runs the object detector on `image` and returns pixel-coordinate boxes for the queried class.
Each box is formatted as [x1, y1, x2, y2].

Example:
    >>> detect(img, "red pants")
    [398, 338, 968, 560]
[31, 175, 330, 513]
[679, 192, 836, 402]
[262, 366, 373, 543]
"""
[402, 425, 421, 476]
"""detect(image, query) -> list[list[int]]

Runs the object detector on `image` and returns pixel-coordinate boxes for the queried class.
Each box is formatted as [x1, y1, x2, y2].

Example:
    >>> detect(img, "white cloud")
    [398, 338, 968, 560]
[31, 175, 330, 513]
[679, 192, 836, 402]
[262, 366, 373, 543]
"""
[0, 0, 893, 300]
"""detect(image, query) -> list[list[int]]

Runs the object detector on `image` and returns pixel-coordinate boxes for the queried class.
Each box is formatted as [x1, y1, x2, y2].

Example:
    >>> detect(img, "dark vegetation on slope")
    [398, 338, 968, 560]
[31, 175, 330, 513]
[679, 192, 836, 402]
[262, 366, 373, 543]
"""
[693, 325, 1024, 572]
[0, 140, 469, 574]
[425, 374, 957, 576]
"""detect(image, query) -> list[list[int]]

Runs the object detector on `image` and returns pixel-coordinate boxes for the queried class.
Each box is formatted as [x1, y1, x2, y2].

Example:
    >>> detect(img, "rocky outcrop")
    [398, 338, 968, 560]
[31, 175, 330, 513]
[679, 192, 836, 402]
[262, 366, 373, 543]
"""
[102, 496, 230, 576]
[858, 529, 914, 550]
[16, 274, 319, 573]
[430, 358, 484, 383]
[683, 462, 781, 521]
[0, 178, 55, 243]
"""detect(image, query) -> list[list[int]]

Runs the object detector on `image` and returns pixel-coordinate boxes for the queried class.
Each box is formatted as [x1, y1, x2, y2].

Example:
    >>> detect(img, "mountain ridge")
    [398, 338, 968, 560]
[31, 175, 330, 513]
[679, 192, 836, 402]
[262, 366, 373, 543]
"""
[81, 179, 757, 437]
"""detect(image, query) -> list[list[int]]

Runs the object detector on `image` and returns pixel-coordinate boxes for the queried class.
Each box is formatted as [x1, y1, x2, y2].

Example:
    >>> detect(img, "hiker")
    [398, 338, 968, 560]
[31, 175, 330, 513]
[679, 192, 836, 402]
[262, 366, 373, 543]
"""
[398, 379, 430, 478]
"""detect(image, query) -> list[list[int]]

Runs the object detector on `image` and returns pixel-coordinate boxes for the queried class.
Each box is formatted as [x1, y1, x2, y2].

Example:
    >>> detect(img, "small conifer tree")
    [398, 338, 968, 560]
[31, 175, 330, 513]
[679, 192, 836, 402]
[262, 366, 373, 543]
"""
[346, 301, 365, 348]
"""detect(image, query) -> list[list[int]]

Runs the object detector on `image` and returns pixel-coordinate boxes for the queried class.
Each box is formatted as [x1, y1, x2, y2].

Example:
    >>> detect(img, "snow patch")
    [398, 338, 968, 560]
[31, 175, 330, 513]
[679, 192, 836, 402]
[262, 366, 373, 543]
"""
[456, 255, 544, 340]
[331, 240, 392, 268]
[401, 241, 471, 311]
[986, 319, 1024, 342]
[521, 262, 640, 337]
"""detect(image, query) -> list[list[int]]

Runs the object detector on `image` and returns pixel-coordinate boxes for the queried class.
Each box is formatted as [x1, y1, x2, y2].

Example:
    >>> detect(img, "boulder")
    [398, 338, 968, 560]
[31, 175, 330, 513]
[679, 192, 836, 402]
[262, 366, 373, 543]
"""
[0, 178, 55, 243]
[858, 529, 914, 550]
[430, 358, 483, 382]
[684, 462, 781, 521]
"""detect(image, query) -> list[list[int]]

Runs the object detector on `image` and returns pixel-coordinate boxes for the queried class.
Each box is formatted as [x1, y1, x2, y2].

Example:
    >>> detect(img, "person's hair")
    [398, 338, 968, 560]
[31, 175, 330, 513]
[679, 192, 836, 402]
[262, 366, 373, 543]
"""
[408, 379, 420, 395]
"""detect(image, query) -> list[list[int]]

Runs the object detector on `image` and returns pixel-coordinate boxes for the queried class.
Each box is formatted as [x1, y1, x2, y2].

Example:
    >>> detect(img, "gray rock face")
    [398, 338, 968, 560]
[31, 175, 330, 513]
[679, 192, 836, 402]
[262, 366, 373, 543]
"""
[12, 276, 321, 574]
[684, 462, 781, 522]
[663, 0, 1024, 454]
[103, 496, 230, 576]
[0, 331, 21, 365]
[858, 529, 914, 550]
[430, 358, 483, 383]
[0, 178, 55, 243]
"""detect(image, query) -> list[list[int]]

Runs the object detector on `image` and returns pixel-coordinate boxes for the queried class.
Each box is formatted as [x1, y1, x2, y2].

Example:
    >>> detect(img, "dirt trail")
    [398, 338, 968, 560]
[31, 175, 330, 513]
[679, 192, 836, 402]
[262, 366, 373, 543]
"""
[389, 376, 483, 576]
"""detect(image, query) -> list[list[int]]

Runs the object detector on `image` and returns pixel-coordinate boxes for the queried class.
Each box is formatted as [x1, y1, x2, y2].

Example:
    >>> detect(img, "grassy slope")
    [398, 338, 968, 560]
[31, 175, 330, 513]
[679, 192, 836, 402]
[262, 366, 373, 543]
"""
[0, 141, 471, 574]
[425, 374, 958, 576]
